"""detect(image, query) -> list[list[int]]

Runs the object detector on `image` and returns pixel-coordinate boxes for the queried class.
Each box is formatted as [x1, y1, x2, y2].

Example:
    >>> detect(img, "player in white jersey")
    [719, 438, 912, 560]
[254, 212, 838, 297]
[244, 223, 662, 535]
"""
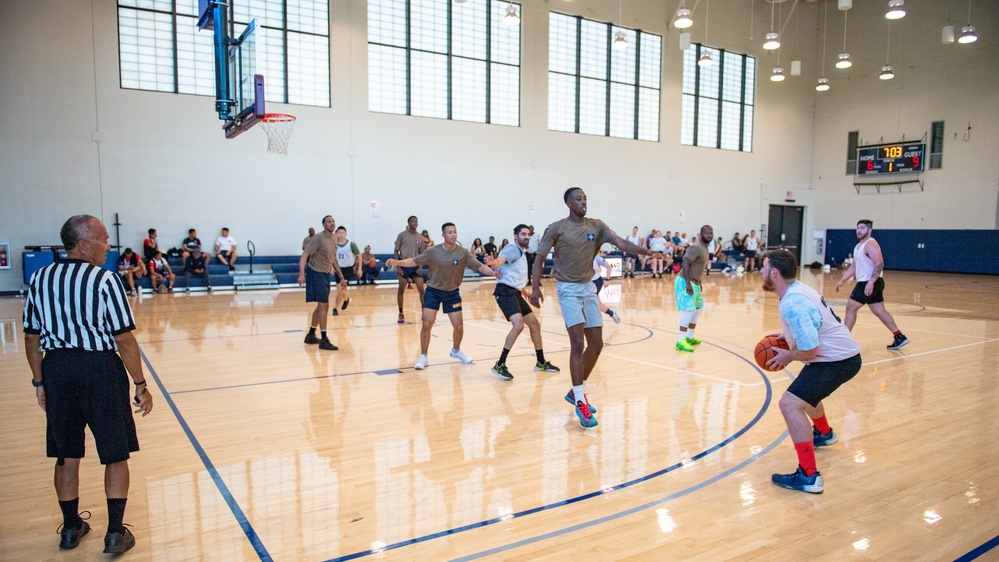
[333, 226, 360, 315]
[762, 249, 863, 494]
[486, 224, 560, 380]
[834, 219, 909, 350]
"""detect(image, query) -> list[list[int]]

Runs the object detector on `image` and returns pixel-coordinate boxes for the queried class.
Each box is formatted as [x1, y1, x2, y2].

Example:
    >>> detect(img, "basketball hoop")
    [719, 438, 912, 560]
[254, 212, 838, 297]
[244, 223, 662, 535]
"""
[259, 114, 296, 154]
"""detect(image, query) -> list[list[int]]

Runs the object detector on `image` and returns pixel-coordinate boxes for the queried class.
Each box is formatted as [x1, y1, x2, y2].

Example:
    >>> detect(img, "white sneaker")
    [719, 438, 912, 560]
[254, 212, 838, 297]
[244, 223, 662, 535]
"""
[414, 355, 428, 370]
[610, 310, 621, 324]
[450, 349, 473, 364]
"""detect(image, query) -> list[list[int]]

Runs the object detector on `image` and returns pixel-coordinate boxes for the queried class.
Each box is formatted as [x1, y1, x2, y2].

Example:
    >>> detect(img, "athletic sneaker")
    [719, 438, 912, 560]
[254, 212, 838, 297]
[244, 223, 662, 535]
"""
[564, 391, 597, 413]
[319, 338, 338, 351]
[103, 526, 135, 554]
[534, 361, 561, 373]
[574, 400, 598, 428]
[887, 333, 909, 350]
[331, 309, 339, 316]
[685, 337, 702, 346]
[771, 466, 824, 494]
[813, 427, 838, 447]
[304, 333, 320, 345]
[491, 362, 513, 380]
[57, 511, 91, 549]
[450, 349, 473, 364]
[414, 355, 428, 370]
[398, 313, 406, 324]
[675, 340, 695, 352]
[341, 298, 351, 311]
[609, 310, 621, 324]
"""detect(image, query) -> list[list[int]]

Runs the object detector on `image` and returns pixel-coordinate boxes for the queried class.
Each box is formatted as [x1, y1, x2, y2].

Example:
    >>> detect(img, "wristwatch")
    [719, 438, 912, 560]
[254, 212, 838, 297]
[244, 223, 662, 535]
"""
[31, 378, 44, 388]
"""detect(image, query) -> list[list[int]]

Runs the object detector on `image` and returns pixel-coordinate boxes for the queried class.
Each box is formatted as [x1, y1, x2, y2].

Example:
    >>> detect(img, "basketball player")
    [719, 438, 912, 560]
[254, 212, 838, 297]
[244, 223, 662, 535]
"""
[834, 219, 909, 350]
[332, 226, 360, 315]
[387, 222, 499, 370]
[394, 216, 428, 324]
[529, 187, 649, 428]
[486, 224, 560, 381]
[675, 225, 713, 352]
[298, 215, 347, 350]
[761, 249, 862, 494]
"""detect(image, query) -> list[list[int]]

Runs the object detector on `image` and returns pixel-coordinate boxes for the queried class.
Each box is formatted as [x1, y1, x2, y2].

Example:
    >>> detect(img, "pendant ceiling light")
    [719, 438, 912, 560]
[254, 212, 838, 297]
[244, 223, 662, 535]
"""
[817, 0, 830, 91]
[674, 1, 693, 29]
[503, 5, 520, 25]
[835, 9, 851, 68]
[880, 21, 894, 80]
[612, 0, 627, 50]
[763, 1, 780, 50]
[885, 0, 906, 20]
[698, 0, 712, 66]
[958, 0, 978, 43]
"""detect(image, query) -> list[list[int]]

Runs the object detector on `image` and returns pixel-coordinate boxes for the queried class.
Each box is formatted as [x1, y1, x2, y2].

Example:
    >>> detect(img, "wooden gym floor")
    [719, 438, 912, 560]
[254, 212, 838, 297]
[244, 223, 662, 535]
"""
[1, 269, 998, 561]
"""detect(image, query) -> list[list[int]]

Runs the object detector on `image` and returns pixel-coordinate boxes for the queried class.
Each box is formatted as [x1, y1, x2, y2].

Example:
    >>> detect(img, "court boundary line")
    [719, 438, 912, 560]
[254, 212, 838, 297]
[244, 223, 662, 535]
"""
[955, 533, 999, 561]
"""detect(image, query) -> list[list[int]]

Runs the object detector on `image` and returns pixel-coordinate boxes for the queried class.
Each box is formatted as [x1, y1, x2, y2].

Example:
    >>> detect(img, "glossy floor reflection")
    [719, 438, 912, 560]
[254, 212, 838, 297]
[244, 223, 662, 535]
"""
[1, 270, 998, 560]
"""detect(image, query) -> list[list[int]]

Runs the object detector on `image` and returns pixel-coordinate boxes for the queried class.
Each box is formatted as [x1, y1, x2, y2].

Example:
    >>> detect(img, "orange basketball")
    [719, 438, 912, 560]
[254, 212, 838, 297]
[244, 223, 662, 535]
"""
[754, 335, 790, 371]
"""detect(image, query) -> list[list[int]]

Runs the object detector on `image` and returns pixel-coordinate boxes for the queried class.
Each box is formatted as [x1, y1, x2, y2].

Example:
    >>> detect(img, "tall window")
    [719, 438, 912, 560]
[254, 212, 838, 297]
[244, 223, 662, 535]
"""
[368, 0, 522, 126]
[548, 13, 661, 141]
[117, 0, 330, 107]
[930, 121, 944, 169]
[846, 130, 859, 174]
[680, 44, 755, 151]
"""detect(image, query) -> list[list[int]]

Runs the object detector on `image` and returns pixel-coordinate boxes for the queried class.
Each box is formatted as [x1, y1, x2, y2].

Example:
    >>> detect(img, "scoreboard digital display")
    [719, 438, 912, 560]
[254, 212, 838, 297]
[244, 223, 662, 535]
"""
[856, 142, 926, 175]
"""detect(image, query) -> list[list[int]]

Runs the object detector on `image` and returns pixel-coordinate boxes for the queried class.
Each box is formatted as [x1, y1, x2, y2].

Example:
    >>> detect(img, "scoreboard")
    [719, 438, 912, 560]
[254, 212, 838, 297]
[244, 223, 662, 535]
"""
[856, 142, 925, 175]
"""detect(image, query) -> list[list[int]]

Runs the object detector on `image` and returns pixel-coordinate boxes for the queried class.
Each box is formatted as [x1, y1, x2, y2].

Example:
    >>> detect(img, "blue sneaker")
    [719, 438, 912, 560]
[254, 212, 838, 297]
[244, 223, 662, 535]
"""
[813, 427, 838, 447]
[574, 401, 598, 428]
[564, 391, 597, 413]
[771, 466, 824, 494]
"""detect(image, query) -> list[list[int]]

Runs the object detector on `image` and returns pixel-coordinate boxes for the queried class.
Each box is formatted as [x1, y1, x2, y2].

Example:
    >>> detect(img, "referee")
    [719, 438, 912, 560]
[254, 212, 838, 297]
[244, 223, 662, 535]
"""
[23, 215, 154, 554]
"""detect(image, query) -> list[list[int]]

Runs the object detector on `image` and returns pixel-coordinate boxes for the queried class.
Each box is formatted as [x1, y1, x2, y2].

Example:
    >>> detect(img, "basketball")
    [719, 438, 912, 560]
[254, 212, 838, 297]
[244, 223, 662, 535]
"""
[754, 335, 789, 371]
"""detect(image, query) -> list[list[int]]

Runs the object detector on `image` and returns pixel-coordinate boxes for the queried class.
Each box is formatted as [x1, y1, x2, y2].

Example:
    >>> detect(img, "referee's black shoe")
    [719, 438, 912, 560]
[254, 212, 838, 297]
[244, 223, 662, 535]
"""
[103, 526, 135, 554]
[319, 338, 339, 351]
[58, 515, 91, 549]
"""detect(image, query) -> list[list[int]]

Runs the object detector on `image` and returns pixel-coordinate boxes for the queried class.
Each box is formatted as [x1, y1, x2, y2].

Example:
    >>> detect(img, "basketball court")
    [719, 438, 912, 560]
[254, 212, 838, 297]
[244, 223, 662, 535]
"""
[2, 270, 997, 560]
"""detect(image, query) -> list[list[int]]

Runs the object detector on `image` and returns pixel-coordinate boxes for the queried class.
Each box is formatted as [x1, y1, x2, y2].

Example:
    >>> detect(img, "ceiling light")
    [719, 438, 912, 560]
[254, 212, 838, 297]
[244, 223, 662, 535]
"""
[503, 5, 519, 25]
[838, 0, 852, 9]
[763, 32, 780, 50]
[816, 77, 830, 91]
[958, 25, 978, 43]
[612, 31, 628, 50]
[674, 8, 693, 29]
[835, 52, 852, 69]
[698, 52, 712, 67]
[942, 25, 955, 44]
[771, 67, 785, 82]
[885, 0, 905, 20]
[879, 65, 894, 80]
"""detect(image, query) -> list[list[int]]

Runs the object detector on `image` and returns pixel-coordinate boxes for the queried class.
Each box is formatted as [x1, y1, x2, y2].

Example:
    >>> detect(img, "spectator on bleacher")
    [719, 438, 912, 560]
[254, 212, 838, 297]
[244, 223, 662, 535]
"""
[841, 252, 854, 270]
[302, 227, 315, 251]
[183, 249, 211, 292]
[499, 238, 509, 253]
[730, 232, 744, 254]
[421, 229, 434, 248]
[484, 236, 498, 259]
[471, 238, 486, 263]
[622, 226, 641, 278]
[117, 248, 145, 296]
[148, 250, 175, 293]
[214, 227, 238, 271]
[143, 228, 159, 261]
[744, 230, 760, 271]
[648, 230, 669, 278]
[181, 228, 203, 262]
[332, 226, 360, 315]
[360, 245, 379, 284]
[712, 237, 725, 261]
[641, 229, 655, 270]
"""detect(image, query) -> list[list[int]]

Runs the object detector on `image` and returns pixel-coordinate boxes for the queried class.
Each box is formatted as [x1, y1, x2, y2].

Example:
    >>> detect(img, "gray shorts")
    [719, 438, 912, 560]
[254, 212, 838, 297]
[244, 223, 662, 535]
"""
[557, 281, 602, 329]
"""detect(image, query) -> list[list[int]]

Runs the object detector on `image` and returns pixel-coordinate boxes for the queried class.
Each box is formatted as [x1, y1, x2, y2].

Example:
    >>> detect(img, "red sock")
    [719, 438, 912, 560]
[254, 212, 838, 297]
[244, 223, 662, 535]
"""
[794, 441, 818, 477]
[811, 414, 831, 434]
[892, 330, 901, 336]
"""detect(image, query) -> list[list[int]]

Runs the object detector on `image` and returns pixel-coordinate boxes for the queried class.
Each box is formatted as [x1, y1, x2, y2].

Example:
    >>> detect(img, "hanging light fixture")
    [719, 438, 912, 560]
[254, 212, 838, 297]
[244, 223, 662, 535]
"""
[817, 1, 830, 91]
[698, 0, 712, 66]
[503, 5, 520, 25]
[959, 1, 978, 43]
[612, 0, 627, 50]
[816, 77, 830, 91]
[942, 24, 955, 44]
[763, 2, 780, 50]
[771, 67, 786, 82]
[880, 21, 894, 80]
[835, 10, 852, 68]
[673, 1, 693, 29]
[885, 0, 906, 20]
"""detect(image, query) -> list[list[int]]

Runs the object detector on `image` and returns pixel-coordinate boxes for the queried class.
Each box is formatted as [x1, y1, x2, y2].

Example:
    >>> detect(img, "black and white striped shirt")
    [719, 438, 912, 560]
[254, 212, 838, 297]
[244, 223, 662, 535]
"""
[23, 259, 135, 352]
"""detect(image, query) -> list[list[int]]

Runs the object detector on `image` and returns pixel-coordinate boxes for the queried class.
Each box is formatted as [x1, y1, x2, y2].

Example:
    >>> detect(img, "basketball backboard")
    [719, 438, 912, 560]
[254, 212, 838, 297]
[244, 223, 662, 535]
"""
[198, 1, 265, 138]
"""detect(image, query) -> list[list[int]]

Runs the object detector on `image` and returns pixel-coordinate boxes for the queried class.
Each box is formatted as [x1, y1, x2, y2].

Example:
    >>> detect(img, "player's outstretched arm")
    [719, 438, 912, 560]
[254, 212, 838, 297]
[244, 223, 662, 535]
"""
[614, 236, 649, 255]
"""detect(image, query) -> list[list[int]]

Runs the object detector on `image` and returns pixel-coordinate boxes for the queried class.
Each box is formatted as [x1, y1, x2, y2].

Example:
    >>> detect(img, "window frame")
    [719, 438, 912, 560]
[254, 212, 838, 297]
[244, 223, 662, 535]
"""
[680, 43, 755, 152]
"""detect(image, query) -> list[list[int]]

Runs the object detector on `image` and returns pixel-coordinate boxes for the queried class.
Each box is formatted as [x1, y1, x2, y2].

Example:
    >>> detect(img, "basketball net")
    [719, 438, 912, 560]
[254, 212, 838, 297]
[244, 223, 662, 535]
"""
[259, 114, 296, 154]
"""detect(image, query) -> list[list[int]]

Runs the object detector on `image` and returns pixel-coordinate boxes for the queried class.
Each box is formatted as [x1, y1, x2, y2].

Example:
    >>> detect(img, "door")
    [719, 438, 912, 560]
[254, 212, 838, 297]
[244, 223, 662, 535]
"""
[767, 205, 804, 263]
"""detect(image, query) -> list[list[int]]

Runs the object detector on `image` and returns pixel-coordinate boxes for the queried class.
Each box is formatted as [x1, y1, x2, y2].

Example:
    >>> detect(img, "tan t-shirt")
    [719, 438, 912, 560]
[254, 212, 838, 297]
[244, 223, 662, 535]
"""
[537, 218, 618, 283]
[682, 241, 709, 283]
[413, 244, 481, 292]
[395, 229, 427, 259]
[304, 232, 339, 274]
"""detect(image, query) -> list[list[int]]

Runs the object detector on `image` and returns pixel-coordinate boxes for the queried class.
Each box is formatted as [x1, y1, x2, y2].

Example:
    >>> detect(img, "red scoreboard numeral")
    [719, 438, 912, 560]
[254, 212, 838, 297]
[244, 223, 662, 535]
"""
[867, 160, 874, 171]
[912, 155, 919, 167]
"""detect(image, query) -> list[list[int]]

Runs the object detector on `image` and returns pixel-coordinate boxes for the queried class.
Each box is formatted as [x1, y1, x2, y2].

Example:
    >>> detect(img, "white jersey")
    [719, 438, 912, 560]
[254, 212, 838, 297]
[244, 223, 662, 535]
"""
[527, 233, 540, 254]
[853, 238, 879, 282]
[626, 234, 641, 249]
[592, 255, 610, 281]
[746, 237, 759, 251]
[496, 243, 529, 290]
[336, 241, 358, 268]
[779, 281, 861, 363]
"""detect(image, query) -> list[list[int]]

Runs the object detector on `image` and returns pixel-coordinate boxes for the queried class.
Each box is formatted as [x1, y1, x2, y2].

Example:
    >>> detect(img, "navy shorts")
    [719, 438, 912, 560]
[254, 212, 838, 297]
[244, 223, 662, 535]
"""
[399, 266, 423, 281]
[593, 277, 605, 293]
[423, 286, 462, 314]
[305, 267, 331, 303]
[787, 353, 863, 407]
[43, 349, 139, 465]
[494, 283, 532, 320]
[849, 278, 886, 305]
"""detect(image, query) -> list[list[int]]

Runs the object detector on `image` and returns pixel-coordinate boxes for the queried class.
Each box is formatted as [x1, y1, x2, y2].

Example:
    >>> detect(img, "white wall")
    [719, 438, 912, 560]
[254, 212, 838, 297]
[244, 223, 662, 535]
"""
[1, 0, 996, 292]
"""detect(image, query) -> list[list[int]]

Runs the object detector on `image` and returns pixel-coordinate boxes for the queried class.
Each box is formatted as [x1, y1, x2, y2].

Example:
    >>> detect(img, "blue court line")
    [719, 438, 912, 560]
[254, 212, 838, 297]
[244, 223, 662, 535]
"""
[324, 343, 774, 562]
[955, 534, 999, 562]
[138, 348, 272, 561]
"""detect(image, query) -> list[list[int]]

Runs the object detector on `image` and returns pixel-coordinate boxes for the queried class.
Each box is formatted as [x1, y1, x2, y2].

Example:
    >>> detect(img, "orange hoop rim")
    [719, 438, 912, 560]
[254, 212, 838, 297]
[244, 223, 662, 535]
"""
[262, 113, 296, 123]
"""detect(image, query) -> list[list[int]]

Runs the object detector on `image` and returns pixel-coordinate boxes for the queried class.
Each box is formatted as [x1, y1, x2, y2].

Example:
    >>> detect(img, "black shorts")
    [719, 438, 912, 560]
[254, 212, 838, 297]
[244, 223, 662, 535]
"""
[43, 349, 139, 465]
[787, 353, 862, 407]
[305, 267, 331, 303]
[333, 269, 355, 284]
[494, 283, 532, 320]
[593, 277, 604, 293]
[849, 278, 886, 305]
[398, 266, 423, 281]
[423, 286, 462, 314]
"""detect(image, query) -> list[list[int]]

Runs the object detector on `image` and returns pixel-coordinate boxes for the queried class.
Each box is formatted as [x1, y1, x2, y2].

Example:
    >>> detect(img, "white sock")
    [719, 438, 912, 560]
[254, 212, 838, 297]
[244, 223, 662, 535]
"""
[687, 328, 696, 340]
[573, 385, 586, 403]
[678, 330, 688, 343]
